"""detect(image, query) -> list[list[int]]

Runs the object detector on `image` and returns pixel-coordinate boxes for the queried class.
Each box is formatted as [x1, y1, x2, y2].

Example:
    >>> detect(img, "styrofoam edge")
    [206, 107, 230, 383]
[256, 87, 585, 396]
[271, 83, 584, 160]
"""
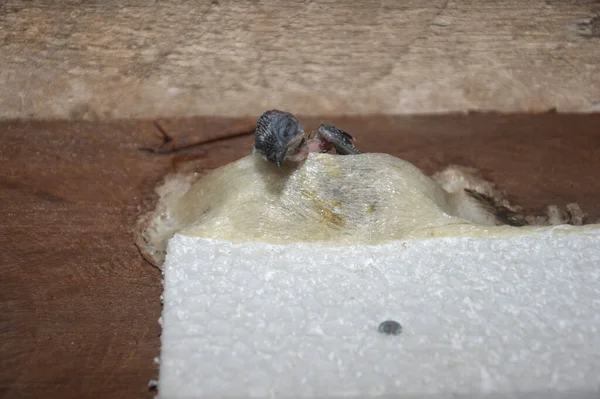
[174, 223, 600, 249]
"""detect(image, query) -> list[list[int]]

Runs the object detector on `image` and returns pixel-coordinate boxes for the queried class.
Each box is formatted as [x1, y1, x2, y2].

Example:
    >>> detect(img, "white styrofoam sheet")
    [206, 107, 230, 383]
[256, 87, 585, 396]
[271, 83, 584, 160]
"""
[158, 227, 600, 398]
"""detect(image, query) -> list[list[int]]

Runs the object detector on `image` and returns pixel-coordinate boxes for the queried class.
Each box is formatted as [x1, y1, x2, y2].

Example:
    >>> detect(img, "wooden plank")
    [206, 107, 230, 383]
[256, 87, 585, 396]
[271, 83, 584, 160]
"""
[0, 1, 599, 120]
[1, 114, 599, 399]
[0, 120, 167, 399]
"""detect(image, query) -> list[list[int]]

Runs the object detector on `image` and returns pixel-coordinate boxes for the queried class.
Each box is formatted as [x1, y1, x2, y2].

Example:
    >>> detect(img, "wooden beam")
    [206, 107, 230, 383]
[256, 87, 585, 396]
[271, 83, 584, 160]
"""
[0, 1, 599, 120]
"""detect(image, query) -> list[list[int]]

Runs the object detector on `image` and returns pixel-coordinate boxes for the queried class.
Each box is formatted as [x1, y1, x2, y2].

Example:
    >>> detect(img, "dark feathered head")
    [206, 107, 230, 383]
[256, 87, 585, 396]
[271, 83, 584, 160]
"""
[253, 110, 305, 167]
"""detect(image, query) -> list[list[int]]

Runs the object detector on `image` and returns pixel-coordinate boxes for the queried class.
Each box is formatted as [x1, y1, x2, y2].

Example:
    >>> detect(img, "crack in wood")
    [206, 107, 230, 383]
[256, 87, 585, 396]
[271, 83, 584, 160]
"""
[139, 120, 255, 155]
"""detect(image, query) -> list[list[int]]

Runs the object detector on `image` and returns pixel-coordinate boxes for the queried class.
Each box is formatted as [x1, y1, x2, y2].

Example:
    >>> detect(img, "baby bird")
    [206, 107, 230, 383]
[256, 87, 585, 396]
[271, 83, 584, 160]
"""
[253, 109, 360, 167]
[251, 109, 545, 228]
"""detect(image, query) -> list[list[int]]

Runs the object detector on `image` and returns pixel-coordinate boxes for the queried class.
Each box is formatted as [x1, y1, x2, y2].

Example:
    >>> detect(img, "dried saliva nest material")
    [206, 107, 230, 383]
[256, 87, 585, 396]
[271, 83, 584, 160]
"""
[431, 164, 589, 227]
[134, 153, 592, 268]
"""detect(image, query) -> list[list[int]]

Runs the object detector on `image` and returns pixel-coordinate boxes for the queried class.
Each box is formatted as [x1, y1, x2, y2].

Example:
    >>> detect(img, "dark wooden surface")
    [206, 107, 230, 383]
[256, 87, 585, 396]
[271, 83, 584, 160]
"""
[1, 113, 599, 399]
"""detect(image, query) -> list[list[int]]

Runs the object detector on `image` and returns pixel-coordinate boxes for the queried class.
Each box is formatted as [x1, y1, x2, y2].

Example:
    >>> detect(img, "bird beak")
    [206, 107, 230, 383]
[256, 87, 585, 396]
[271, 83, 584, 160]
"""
[274, 149, 286, 168]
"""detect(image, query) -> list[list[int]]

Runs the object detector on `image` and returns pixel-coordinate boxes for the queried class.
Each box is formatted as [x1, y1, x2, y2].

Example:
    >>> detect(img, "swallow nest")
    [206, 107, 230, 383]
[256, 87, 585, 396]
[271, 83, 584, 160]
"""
[135, 153, 592, 268]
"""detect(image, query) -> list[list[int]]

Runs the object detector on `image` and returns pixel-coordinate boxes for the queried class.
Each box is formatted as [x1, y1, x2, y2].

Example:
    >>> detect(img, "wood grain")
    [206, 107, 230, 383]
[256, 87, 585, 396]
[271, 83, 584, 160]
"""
[0, 1, 599, 120]
[0, 121, 166, 399]
[1, 113, 599, 398]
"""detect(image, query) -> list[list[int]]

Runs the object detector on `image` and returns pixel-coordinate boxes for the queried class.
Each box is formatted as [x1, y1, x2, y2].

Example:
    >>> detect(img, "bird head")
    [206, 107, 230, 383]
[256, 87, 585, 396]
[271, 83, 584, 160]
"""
[253, 110, 305, 167]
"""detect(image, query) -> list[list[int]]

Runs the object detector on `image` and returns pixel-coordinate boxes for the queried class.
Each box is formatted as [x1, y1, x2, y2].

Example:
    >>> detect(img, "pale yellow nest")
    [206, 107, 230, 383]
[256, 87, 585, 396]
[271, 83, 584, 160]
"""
[135, 152, 596, 267]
